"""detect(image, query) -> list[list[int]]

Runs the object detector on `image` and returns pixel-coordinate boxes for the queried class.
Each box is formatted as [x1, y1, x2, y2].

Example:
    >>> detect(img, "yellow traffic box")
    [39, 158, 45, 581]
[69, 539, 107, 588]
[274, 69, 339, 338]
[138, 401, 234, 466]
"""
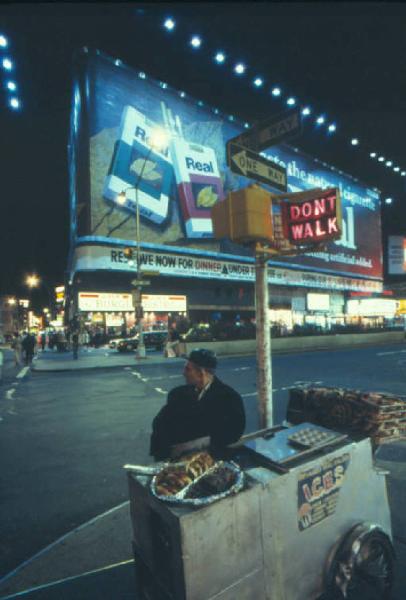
[211, 184, 273, 244]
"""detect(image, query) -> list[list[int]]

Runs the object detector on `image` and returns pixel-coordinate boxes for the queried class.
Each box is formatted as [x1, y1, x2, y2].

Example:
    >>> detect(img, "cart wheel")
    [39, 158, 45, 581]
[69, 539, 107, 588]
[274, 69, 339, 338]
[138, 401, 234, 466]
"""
[325, 523, 395, 600]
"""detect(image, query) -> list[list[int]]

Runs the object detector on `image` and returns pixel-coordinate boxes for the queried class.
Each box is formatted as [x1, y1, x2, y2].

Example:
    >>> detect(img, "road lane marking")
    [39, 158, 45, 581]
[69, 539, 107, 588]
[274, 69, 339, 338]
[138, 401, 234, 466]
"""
[242, 392, 257, 397]
[233, 367, 251, 371]
[377, 350, 406, 356]
[6, 389, 15, 400]
[0, 501, 130, 587]
[292, 380, 323, 386]
[16, 366, 29, 379]
[143, 374, 181, 382]
[154, 387, 167, 394]
[0, 559, 135, 598]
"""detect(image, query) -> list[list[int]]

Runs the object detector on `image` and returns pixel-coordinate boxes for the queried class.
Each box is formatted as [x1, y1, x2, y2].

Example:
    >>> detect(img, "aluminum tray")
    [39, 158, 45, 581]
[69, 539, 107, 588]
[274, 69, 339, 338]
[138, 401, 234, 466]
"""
[150, 460, 245, 507]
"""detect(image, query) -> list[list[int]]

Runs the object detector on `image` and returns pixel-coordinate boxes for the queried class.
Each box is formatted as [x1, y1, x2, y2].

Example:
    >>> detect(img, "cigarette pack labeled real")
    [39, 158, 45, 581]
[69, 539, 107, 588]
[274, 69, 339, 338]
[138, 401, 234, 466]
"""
[103, 106, 174, 225]
[169, 137, 224, 238]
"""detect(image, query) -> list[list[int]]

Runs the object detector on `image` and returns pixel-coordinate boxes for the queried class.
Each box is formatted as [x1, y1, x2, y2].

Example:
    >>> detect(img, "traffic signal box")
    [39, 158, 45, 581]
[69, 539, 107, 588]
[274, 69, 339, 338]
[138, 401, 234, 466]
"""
[211, 184, 273, 244]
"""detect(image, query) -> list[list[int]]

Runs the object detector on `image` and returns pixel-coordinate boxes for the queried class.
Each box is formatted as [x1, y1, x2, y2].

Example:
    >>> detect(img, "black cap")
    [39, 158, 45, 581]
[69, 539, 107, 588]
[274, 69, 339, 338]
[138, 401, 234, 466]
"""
[187, 348, 217, 370]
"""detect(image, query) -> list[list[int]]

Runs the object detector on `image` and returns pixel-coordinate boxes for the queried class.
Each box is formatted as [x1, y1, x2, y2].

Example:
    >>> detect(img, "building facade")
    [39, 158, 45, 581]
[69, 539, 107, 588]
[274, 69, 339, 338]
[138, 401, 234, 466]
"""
[65, 49, 383, 336]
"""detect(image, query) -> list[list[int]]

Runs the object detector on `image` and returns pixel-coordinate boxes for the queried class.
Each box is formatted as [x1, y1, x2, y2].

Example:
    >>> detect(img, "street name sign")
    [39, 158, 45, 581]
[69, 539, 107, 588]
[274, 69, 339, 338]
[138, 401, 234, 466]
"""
[131, 279, 151, 287]
[227, 142, 287, 192]
[228, 107, 302, 152]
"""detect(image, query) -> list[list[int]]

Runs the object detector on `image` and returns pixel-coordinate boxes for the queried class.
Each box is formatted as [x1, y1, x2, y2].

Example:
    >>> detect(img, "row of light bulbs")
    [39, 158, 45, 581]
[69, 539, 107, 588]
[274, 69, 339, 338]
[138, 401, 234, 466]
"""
[162, 17, 405, 189]
[0, 33, 21, 110]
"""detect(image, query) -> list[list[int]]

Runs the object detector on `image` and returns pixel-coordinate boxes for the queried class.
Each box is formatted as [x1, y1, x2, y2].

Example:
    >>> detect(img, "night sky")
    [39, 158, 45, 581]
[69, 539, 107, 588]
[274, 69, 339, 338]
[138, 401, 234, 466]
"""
[1, 2, 406, 309]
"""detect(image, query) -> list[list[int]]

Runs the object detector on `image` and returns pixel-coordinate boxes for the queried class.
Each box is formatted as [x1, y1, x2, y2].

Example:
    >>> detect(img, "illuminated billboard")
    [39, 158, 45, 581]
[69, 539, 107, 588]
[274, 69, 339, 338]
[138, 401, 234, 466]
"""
[388, 236, 406, 275]
[69, 49, 382, 282]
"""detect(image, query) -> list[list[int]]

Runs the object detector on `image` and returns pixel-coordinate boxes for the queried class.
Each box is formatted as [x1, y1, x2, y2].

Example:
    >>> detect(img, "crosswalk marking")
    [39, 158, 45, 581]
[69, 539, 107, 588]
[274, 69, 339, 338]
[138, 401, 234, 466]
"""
[16, 367, 29, 379]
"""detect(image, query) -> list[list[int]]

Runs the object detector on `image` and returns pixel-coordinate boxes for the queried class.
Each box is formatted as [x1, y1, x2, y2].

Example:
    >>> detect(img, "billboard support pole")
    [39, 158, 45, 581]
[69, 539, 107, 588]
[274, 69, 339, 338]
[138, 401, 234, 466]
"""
[135, 185, 146, 359]
[255, 249, 273, 428]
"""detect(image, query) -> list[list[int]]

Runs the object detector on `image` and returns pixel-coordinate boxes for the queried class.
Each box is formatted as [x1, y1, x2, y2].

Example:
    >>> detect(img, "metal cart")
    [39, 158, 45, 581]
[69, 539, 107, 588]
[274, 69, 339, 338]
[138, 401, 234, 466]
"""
[127, 422, 394, 599]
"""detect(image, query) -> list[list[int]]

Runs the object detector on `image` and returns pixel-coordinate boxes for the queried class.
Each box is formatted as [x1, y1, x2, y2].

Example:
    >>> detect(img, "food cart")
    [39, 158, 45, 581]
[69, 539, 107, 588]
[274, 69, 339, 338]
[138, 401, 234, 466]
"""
[127, 418, 394, 600]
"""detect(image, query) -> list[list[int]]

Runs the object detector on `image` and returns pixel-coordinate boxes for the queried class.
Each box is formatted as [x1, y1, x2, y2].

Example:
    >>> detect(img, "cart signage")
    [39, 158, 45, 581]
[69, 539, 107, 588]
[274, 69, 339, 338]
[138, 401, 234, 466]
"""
[297, 453, 350, 531]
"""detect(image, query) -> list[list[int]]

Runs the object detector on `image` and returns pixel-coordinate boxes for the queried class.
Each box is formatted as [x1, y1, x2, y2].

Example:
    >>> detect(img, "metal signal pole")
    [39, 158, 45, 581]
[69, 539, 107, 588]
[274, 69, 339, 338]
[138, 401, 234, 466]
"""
[254, 249, 273, 428]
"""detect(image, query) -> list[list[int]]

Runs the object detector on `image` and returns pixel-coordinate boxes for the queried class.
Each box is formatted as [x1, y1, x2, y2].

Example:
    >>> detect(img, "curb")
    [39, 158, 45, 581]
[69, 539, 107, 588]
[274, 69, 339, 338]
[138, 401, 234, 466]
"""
[31, 356, 184, 373]
[0, 350, 3, 382]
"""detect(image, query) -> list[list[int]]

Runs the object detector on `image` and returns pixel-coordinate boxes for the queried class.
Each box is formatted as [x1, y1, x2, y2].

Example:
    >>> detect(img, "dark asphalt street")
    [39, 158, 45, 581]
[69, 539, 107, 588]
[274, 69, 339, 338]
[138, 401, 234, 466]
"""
[1, 343, 406, 581]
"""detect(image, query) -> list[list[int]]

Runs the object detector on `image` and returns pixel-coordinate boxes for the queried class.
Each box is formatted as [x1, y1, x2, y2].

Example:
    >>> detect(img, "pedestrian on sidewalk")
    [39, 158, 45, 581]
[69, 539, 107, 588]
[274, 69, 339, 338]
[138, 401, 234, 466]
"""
[12, 332, 23, 367]
[164, 325, 180, 358]
[56, 330, 66, 352]
[72, 331, 79, 360]
[21, 332, 36, 366]
[40, 332, 46, 351]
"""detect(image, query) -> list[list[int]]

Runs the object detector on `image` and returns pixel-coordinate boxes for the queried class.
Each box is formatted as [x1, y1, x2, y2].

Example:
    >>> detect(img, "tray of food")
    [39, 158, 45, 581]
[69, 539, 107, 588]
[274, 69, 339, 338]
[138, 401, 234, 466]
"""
[150, 451, 245, 507]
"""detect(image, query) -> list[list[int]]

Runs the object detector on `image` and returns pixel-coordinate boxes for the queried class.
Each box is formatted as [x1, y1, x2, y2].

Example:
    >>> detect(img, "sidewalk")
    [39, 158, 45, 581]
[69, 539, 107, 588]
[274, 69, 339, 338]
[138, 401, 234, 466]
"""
[31, 347, 182, 372]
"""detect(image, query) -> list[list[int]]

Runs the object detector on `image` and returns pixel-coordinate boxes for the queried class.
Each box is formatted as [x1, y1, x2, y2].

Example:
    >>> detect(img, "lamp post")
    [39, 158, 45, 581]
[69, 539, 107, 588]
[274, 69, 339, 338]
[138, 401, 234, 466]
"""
[25, 274, 40, 330]
[26, 274, 40, 292]
[25, 274, 55, 325]
[7, 297, 18, 332]
[117, 127, 169, 360]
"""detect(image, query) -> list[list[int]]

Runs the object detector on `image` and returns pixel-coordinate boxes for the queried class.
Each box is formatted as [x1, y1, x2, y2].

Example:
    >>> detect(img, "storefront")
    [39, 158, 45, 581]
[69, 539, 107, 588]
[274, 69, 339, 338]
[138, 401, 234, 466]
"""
[66, 242, 384, 336]
[346, 296, 399, 328]
[73, 288, 187, 336]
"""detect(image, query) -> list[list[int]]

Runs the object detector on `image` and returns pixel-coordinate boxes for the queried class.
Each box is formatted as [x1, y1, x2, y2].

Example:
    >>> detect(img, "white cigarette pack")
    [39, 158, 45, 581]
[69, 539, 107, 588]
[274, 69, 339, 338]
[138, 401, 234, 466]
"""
[103, 106, 174, 225]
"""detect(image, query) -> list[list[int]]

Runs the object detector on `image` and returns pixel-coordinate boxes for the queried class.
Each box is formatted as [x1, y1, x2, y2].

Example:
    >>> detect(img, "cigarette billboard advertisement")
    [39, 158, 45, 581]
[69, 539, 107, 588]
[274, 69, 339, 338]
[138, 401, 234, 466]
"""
[69, 49, 382, 281]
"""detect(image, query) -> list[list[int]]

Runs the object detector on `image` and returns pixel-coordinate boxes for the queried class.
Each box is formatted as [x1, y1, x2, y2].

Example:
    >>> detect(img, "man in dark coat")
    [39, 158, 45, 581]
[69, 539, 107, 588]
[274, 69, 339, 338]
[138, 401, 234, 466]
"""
[150, 349, 246, 460]
[21, 332, 36, 365]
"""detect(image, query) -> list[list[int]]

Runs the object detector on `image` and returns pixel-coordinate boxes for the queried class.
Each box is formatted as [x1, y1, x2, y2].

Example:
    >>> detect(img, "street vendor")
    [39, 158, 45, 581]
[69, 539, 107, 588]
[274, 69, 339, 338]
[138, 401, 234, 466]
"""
[150, 349, 246, 460]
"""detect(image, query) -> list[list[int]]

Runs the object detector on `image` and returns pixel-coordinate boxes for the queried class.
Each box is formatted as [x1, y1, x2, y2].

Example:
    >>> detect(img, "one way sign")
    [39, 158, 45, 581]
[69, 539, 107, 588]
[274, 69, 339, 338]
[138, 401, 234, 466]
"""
[227, 142, 287, 192]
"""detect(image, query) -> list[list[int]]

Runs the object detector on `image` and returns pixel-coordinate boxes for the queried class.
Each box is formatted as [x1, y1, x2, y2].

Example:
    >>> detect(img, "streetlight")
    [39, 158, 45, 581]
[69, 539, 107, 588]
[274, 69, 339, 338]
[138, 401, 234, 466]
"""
[26, 274, 40, 288]
[7, 297, 18, 332]
[117, 127, 169, 359]
[25, 274, 40, 329]
[25, 274, 55, 322]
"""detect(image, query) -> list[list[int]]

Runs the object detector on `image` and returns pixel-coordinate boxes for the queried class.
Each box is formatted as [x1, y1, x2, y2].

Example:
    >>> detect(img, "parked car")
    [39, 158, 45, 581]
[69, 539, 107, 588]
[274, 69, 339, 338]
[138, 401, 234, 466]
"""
[109, 337, 126, 349]
[181, 325, 215, 343]
[116, 336, 139, 352]
[117, 331, 168, 352]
